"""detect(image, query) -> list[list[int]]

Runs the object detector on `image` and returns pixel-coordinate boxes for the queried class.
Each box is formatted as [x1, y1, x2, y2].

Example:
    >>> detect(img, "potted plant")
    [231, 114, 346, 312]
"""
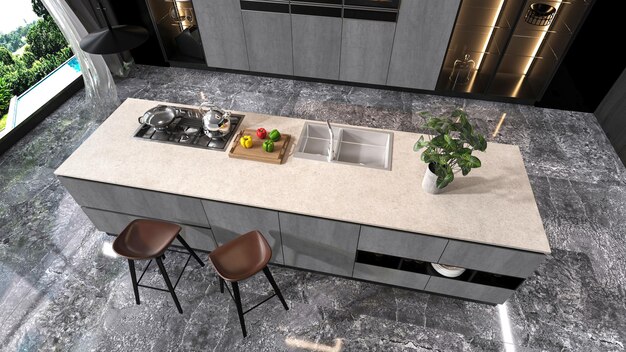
[413, 109, 487, 193]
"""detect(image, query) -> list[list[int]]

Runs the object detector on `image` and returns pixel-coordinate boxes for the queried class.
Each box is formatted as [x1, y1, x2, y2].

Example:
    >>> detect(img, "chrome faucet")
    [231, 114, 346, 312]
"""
[326, 120, 334, 162]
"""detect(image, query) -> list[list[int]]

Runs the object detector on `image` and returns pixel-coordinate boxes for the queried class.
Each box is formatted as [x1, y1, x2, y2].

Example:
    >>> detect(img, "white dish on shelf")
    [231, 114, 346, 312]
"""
[431, 263, 466, 278]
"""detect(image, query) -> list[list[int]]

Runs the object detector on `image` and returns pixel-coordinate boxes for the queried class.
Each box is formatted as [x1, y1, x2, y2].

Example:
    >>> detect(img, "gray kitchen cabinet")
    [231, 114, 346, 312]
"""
[192, 0, 249, 70]
[438, 240, 546, 278]
[340, 19, 396, 85]
[279, 212, 360, 276]
[58, 177, 210, 227]
[387, 0, 460, 90]
[201, 200, 283, 264]
[291, 14, 342, 80]
[424, 276, 515, 304]
[82, 207, 218, 252]
[353, 263, 430, 290]
[242, 10, 293, 75]
[358, 226, 448, 262]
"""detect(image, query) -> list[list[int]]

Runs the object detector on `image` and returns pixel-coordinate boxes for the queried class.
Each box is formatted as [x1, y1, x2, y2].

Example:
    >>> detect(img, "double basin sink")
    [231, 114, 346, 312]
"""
[294, 122, 394, 171]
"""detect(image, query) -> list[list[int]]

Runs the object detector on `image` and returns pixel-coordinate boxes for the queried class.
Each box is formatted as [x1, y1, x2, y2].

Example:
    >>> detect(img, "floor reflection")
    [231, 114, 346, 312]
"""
[285, 337, 343, 352]
[498, 303, 516, 352]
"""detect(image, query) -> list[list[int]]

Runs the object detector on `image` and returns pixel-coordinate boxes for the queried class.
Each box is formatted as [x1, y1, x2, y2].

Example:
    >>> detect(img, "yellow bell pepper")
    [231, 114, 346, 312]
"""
[239, 135, 253, 149]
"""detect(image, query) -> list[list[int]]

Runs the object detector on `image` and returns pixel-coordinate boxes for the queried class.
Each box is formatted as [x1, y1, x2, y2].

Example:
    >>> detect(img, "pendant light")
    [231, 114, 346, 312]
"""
[79, 0, 149, 54]
[525, 3, 557, 26]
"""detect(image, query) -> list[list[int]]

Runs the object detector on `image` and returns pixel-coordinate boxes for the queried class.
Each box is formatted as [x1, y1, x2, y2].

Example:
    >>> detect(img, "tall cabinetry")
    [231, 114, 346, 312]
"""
[291, 3, 343, 80]
[387, 0, 460, 90]
[340, 19, 396, 85]
[241, 1, 293, 75]
[192, 0, 249, 70]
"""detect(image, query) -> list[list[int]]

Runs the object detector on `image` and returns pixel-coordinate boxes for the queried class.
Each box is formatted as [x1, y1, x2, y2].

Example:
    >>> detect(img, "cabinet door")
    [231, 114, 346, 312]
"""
[340, 19, 396, 85]
[59, 177, 210, 227]
[438, 240, 546, 278]
[358, 226, 448, 262]
[201, 200, 283, 264]
[291, 12, 342, 80]
[192, 0, 249, 70]
[242, 8, 293, 75]
[353, 263, 430, 290]
[424, 276, 514, 305]
[387, 0, 460, 89]
[279, 213, 360, 276]
[82, 207, 218, 252]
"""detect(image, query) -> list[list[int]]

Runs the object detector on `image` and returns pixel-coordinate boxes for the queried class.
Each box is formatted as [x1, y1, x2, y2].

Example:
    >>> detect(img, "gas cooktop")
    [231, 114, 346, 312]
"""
[133, 105, 244, 151]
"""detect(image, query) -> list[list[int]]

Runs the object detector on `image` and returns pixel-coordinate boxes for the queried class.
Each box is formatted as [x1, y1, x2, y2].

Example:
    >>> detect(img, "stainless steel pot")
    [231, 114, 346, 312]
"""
[138, 105, 179, 131]
[199, 102, 231, 138]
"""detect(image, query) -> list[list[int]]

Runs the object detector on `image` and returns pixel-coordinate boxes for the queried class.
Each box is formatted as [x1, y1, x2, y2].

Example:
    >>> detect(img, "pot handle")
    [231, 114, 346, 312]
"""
[138, 115, 145, 124]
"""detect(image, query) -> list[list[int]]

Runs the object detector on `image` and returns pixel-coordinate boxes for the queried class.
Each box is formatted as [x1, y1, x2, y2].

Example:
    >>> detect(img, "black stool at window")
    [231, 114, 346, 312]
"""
[112, 219, 205, 314]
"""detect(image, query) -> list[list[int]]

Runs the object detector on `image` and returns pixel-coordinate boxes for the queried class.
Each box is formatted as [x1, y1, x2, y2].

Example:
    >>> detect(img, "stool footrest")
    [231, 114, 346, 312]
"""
[136, 252, 193, 292]
[223, 284, 278, 316]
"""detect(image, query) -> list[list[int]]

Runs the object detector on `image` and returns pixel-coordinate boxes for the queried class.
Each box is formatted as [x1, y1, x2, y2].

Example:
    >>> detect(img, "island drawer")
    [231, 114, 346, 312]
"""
[438, 240, 546, 278]
[202, 200, 284, 264]
[60, 177, 210, 227]
[353, 262, 429, 290]
[358, 226, 448, 262]
[279, 212, 360, 276]
[82, 207, 218, 252]
[424, 276, 515, 304]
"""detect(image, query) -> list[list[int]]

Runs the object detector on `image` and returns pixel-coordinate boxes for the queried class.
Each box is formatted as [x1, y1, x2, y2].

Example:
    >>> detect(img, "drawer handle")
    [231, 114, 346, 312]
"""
[240, 1, 290, 13]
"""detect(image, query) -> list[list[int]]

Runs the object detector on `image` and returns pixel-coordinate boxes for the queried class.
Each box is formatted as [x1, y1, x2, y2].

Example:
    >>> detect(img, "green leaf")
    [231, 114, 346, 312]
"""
[467, 155, 481, 168]
[437, 170, 454, 189]
[413, 136, 427, 151]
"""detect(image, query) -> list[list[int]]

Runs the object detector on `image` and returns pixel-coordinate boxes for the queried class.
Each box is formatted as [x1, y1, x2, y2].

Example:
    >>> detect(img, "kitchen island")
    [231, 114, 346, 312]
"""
[55, 98, 550, 304]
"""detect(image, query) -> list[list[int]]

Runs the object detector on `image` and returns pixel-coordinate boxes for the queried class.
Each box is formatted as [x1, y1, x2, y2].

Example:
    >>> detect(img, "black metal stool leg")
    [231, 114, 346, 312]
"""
[231, 282, 247, 338]
[263, 267, 289, 311]
[176, 234, 205, 267]
[156, 256, 183, 314]
[128, 259, 140, 305]
[219, 277, 225, 293]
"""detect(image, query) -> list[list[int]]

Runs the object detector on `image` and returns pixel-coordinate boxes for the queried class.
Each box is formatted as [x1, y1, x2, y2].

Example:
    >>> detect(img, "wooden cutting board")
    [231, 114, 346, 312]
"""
[228, 129, 291, 164]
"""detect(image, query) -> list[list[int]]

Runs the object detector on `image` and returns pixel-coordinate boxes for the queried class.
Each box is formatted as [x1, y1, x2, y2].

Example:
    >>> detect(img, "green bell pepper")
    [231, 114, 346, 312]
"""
[269, 129, 281, 142]
[262, 139, 274, 152]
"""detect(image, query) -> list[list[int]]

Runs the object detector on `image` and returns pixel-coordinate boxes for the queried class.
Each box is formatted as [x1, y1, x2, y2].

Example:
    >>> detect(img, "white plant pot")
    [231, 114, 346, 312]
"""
[422, 163, 443, 194]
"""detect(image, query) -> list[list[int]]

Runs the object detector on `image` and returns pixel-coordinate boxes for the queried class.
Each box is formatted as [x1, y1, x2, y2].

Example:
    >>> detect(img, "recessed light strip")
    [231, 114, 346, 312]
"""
[475, 0, 505, 70]
[522, 1, 562, 75]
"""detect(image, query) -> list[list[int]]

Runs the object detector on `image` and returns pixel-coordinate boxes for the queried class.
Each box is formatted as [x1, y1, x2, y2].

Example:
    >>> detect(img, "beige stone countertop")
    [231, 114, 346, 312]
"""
[55, 98, 551, 254]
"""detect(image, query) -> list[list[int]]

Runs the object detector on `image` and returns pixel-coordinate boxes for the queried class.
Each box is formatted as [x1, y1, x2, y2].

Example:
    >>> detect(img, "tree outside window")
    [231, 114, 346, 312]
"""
[0, 0, 72, 130]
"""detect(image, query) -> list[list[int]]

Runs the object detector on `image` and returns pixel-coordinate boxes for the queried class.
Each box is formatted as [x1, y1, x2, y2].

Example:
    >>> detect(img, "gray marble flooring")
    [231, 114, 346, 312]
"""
[1, 65, 625, 351]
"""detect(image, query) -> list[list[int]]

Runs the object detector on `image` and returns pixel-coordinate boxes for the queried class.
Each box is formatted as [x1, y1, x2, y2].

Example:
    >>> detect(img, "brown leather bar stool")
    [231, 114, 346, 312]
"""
[112, 219, 205, 314]
[209, 230, 289, 337]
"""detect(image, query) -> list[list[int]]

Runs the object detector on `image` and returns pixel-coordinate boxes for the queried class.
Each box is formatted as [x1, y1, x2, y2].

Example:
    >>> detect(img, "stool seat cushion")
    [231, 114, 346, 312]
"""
[209, 230, 272, 282]
[113, 219, 181, 260]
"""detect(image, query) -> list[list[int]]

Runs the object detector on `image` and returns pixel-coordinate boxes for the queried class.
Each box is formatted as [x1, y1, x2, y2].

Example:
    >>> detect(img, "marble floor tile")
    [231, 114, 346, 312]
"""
[1, 65, 625, 351]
